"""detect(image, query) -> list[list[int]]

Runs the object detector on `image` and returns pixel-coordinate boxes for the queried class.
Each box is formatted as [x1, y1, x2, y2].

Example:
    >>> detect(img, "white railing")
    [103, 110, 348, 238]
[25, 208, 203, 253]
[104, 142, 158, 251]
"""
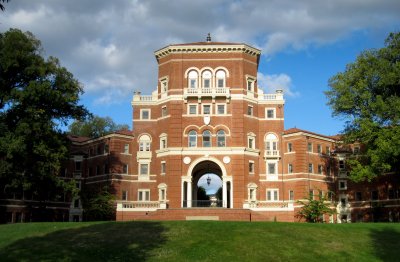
[262, 93, 284, 101]
[140, 96, 153, 101]
[184, 87, 230, 97]
[264, 150, 280, 158]
[117, 201, 163, 211]
[243, 201, 293, 210]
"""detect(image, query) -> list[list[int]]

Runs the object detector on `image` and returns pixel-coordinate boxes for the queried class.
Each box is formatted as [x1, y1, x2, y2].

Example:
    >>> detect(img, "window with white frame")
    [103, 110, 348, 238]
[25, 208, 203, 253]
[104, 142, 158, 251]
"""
[265, 133, 279, 156]
[203, 104, 211, 115]
[249, 161, 255, 174]
[248, 183, 257, 201]
[160, 77, 168, 93]
[123, 164, 128, 174]
[317, 144, 322, 154]
[307, 142, 312, 152]
[202, 70, 212, 88]
[247, 133, 256, 149]
[138, 135, 151, 151]
[140, 109, 150, 120]
[266, 108, 275, 119]
[318, 164, 323, 174]
[326, 146, 331, 155]
[122, 190, 128, 201]
[188, 71, 198, 88]
[289, 190, 294, 201]
[216, 70, 226, 88]
[161, 106, 167, 117]
[138, 189, 150, 201]
[158, 184, 167, 201]
[188, 104, 198, 115]
[139, 163, 149, 176]
[188, 130, 197, 147]
[268, 162, 276, 175]
[217, 130, 226, 147]
[267, 189, 279, 201]
[287, 142, 293, 152]
[288, 163, 293, 174]
[159, 134, 167, 149]
[123, 143, 129, 154]
[339, 160, 345, 170]
[246, 76, 255, 92]
[202, 130, 211, 147]
[216, 104, 226, 115]
[161, 161, 166, 175]
[247, 105, 253, 116]
[308, 163, 313, 173]
[339, 180, 347, 190]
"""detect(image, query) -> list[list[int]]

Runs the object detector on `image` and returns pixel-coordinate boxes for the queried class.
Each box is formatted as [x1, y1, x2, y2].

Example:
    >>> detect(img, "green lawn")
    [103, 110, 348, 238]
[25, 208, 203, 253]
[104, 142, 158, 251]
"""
[0, 221, 399, 261]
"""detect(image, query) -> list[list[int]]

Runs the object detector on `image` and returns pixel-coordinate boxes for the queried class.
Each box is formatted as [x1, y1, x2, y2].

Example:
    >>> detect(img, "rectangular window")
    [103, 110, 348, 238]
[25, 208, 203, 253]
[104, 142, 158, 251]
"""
[75, 161, 81, 171]
[371, 190, 378, 200]
[139, 142, 150, 151]
[355, 192, 362, 201]
[123, 164, 128, 174]
[138, 190, 150, 201]
[124, 143, 129, 154]
[247, 105, 253, 116]
[308, 163, 313, 173]
[217, 79, 224, 88]
[267, 189, 279, 201]
[122, 190, 128, 201]
[161, 106, 167, 117]
[247, 80, 253, 91]
[307, 142, 312, 152]
[318, 164, 323, 174]
[189, 104, 197, 115]
[266, 109, 275, 119]
[74, 199, 80, 208]
[217, 104, 226, 115]
[287, 143, 293, 152]
[160, 138, 167, 149]
[288, 164, 293, 174]
[161, 162, 166, 175]
[141, 109, 150, 120]
[339, 160, 345, 170]
[326, 146, 331, 155]
[268, 163, 276, 175]
[289, 190, 294, 201]
[204, 79, 210, 88]
[190, 79, 196, 88]
[140, 164, 149, 175]
[249, 161, 255, 174]
[317, 144, 322, 154]
[248, 137, 255, 149]
[160, 188, 166, 201]
[339, 180, 347, 190]
[203, 104, 211, 115]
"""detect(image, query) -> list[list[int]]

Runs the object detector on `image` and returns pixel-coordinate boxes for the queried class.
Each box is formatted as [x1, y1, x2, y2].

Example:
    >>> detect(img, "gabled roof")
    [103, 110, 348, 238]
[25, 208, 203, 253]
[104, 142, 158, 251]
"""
[283, 127, 340, 141]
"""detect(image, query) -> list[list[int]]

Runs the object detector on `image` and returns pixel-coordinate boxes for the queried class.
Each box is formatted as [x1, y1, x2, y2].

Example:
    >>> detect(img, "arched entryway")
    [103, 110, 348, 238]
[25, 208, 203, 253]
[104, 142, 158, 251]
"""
[182, 158, 232, 208]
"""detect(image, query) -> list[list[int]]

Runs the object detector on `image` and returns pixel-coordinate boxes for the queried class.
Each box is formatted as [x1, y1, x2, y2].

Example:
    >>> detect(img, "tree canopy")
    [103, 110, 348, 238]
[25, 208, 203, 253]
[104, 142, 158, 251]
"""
[297, 190, 336, 223]
[0, 0, 9, 11]
[326, 32, 400, 181]
[0, 29, 88, 207]
[68, 115, 129, 138]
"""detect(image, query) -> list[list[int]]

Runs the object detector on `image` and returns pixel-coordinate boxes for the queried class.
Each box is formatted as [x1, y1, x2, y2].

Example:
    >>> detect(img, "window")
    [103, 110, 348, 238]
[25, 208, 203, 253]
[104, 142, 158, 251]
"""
[139, 135, 151, 151]
[307, 142, 312, 152]
[353, 146, 360, 154]
[75, 161, 81, 171]
[339, 180, 347, 190]
[249, 161, 255, 174]
[327, 191, 334, 202]
[203, 104, 211, 115]
[288, 164, 293, 174]
[267, 189, 279, 201]
[216, 104, 226, 115]
[266, 109, 275, 119]
[248, 137, 255, 149]
[248, 183, 257, 201]
[161, 106, 167, 117]
[248, 133, 256, 149]
[339, 160, 345, 170]
[308, 163, 313, 173]
[247, 105, 253, 116]
[202, 130, 211, 147]
[159, 188, 166, 201]
[161, 162, 166, 175]
[74, 199, 80, 208]
[140, 163, 149, 175]
[188, 104, 197, 115]
[122, 191, 128, 201]
[123, 144, 129, 154]
[96, 165, 101, 175]
[140, 109, 150, 120]
[138, 190, 150, 201]
[289, 190, 294, 201]
[216, 70, 226, 88]
[318, 164, 323, 174]
[268, 163, 276, 175]
[287, 143, 293, 152]
[246, 76, 255, 92]
[188, 71, 198, 88]
[326, 146, 331, 155]
[188, 130, 197, 147]
[202, 70, 212, 88]
[265, 134, 278, 156]
[371, 190, 378, 200]
[160, 134, 167, 149]
[355, 192, 362, 201]
[217, 130, 226, 147]
[317, 144, 322, 154]
[123, 164, 128, 174]
[326, 165, 331, 176]
[104, 144, 109, 154]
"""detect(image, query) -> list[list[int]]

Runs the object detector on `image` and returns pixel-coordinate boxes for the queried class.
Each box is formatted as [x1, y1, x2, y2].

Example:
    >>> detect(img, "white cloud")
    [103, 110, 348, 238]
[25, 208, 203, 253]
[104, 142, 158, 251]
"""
[257, 73, 299, 97]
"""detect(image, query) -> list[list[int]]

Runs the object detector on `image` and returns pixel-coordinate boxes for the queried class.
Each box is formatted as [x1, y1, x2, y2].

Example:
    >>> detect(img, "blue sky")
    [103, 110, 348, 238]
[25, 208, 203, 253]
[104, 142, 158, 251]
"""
[1, 0, 399, 136]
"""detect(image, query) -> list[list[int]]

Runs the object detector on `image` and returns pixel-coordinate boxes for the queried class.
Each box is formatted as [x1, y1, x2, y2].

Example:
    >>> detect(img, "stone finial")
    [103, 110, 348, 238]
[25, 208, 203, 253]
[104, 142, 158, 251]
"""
[206, 33, 211, 42]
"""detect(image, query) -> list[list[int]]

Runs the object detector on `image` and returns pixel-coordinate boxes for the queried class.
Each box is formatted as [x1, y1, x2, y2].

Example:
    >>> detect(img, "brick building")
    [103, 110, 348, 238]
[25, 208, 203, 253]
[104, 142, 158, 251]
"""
[2, 36, 399, 223]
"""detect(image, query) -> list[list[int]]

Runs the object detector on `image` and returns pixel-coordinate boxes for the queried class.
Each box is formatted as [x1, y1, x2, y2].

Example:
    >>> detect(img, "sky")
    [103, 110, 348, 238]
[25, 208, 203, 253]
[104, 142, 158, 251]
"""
[1, 0, 399, 136]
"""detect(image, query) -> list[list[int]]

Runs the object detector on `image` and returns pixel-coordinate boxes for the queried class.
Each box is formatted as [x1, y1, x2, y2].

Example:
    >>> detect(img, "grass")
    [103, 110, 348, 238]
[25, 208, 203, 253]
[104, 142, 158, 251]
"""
[0, 221, 399, 261]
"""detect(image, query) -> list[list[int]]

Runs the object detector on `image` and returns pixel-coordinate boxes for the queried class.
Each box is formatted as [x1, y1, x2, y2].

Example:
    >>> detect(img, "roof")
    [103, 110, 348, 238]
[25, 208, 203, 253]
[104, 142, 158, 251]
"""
[283, 127, 341, 141]
[67, 135, 91, 143]
[113, 129, 134, 136]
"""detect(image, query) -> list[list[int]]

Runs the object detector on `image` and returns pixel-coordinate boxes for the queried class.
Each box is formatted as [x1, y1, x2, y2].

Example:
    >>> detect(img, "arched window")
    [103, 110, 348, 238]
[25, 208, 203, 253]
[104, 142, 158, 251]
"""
[188, 71, 198, 89]
[265, 133, 279, 157]
[138, 134, 151, 151]
[216, 70, 226, 88]
[202, 130, 211, 147]
[188, 130, 197, 147]
[202, 70, 212, 88]
[217, 130, 226, 147]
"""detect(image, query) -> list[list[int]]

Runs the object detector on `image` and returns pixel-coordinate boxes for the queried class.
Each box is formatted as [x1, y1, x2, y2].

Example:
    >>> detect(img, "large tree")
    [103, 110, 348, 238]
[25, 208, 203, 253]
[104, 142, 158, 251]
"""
[326, 32, 400, 182]
[0, 0, 9, 11]
[0, 29, 88, 212]
[68, 115, 129, 138]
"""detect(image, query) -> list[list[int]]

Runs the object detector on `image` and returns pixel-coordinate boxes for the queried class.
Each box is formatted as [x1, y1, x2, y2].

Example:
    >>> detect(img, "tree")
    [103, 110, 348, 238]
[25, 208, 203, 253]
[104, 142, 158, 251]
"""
[81, 186, 116, 221]
[0, 29, 88, 217]
[297, 191, 336, 223]
[0, 0, 9, 11]
[325, 32, 400, 182]
[68, 115, 129, 138]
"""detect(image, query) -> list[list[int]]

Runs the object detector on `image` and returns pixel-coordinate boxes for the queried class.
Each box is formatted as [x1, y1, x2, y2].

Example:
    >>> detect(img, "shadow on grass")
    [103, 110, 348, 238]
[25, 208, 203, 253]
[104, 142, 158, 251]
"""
[0, 221, 167, 261]
[369, 225, 400, 261]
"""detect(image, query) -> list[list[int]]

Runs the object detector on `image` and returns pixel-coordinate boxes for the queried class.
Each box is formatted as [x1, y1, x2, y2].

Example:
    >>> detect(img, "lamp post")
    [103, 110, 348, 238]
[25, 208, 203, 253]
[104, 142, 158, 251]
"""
[207, 175, 211, 186]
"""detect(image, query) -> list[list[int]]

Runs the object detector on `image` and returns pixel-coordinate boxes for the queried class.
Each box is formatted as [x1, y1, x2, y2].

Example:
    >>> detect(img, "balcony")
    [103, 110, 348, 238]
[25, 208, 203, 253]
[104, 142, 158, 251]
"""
[264, 150, 280, 158]
[243, 201, 294, 211]
[116, 201, 166, 211]
[137, 151, 152, 159]
[183, 87, 230, 100]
